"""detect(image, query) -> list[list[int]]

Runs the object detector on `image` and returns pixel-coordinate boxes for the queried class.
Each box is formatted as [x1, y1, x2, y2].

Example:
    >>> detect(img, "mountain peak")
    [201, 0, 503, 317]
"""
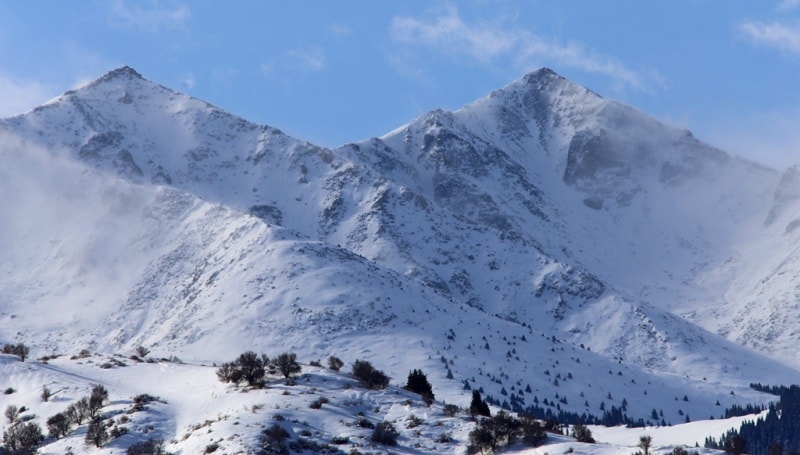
[99, 65, 144, 82]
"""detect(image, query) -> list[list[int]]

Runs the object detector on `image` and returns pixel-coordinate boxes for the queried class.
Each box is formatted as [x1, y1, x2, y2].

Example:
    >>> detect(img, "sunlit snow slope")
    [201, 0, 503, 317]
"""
[1, 67, 799, 429]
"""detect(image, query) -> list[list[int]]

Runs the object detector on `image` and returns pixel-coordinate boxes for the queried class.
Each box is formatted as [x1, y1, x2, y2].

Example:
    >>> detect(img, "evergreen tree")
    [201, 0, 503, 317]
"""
[469, 390, 491, 418]
[405, 369, 435, 403]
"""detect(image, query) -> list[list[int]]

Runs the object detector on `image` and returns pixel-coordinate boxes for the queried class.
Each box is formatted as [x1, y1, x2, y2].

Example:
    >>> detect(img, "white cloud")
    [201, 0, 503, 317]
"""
[109, 0, 190, 32]
[0, 73, 55, 117]
[702, 109, 800, 170]
[285, 47, 326, 73]
[329, 23, 352, 37]
[739, 20, 800, 54]
[182, 73, 196, 89]
[778, 0, 800, 11]
[390, 5, 654, 91]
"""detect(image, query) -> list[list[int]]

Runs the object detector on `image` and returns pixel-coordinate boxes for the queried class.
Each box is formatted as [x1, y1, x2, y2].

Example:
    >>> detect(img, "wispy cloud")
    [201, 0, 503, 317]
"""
[285, 47, 326, 73]
[260, 47, 327, 84]
[182, 73, 196, 89]
[390, 5, 656, 91]
[778, 0, 800, 11]
[704, 108, 800, 170]
[739, 20, 800, 54]
[109, 0, 190, 32]
[329, 23, 352, 37]
[0, 73, 54, 117]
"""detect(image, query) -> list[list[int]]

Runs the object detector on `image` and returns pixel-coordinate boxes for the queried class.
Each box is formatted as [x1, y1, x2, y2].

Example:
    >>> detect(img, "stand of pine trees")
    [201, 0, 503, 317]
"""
[705, 385, 800, 455]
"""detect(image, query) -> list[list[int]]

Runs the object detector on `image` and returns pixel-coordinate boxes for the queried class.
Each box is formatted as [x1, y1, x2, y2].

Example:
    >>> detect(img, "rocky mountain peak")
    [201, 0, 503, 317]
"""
[97, 65, 144, 82]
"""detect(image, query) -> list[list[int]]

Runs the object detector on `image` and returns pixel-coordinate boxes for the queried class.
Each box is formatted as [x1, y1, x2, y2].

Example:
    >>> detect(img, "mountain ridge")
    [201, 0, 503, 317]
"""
[1, 65, 799, 434]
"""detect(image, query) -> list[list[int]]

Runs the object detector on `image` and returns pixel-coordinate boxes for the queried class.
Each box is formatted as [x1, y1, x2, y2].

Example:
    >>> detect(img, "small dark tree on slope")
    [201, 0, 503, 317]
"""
[237, 351, 266, 386]
[89, 384, 109, 418]
[3, 421, 44, 454]
[468, 411, 522, 454]
[85, 417, 108, 447]
[5, 404, 19, 424]
[327, 356, 344, 371]
[126, 438, 166, 455]
[572, 423, 595, 443]
[2, 343, 29, 362]
[635, 435, 653, 455]
[469, 390, 491, 418]
[135, 346, 150, 358]
[271, 352, 301, 379]
[405, 369, 434, 404]
[352, 360, 390, 389]
[371, 421, 399, 446]
[47, 412, 71, 439]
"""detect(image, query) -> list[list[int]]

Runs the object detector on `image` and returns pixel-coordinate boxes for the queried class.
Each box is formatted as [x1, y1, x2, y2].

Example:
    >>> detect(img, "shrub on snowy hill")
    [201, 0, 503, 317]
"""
[1, 420, 44, 454]
[1, 343, 29, 362]
[271, 352, 301, 379]
[468, 410, 546, 454]
[327, 356, 344, 371]
[351, 359, 390, 389]
[125, 438, 166, 455]
[85, 417, 108, 447]
[216, 351, 303, 387]
[571, 423, 594, 443]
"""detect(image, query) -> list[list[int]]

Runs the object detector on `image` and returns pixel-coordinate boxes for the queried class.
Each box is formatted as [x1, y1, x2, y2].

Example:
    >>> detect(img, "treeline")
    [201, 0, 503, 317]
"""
[485, 393, 646, 427]
[705, 385, 800, 455]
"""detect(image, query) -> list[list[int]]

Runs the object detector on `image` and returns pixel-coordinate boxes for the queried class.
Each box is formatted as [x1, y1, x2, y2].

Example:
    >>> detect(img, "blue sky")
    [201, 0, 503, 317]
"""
[2, 1, 799, 168]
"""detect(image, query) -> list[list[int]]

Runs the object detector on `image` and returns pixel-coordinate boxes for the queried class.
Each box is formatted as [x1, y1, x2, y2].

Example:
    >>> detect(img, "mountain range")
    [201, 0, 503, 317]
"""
[1, 66, 799, 452]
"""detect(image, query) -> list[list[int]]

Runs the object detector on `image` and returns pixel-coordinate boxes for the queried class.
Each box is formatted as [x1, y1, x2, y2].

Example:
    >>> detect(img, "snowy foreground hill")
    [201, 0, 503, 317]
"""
[1, 66, 800, 453]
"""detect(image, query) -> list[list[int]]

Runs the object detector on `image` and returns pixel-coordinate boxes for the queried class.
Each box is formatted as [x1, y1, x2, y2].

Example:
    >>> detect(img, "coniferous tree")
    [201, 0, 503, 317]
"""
[405, 369, 434, 403]
[469, 390, 491, 418]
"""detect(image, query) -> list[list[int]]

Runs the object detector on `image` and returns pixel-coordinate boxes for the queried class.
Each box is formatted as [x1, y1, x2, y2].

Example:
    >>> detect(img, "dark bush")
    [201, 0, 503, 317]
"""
[89, 384, 109, 417]
[443, 403, 460, 417]
[355, 416, 374, 429]
[2, 343, 30, 362]
[271, 353, 301, 379]
[126, 438, 166, 455]
[572, 423, 595, 443]
[327, 356, 344, 371]
[47, 412, 71, 439]
[85, 417, 108, 447]
[371, 421, 399, 446]
[2, 421, 44, 454]
[352, 360, 389, 389]
[260, 423, 290, 454]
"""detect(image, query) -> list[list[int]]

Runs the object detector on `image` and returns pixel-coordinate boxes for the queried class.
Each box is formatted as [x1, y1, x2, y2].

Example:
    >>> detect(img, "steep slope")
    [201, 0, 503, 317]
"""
[1, 66, 797, 433]
[359, 68, 789, 365]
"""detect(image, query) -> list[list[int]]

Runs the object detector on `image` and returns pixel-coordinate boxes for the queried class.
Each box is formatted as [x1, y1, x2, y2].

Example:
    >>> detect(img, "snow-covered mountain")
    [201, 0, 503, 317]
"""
[2, 66, 799, 453]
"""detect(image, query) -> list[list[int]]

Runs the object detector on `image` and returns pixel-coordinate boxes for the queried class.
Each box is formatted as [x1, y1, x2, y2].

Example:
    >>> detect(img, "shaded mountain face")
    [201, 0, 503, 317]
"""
[2, 66, 799, 424]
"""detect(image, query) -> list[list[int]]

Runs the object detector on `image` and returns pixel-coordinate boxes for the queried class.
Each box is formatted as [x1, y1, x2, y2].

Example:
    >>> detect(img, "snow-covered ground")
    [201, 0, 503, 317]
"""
[0, 353, 756, 454]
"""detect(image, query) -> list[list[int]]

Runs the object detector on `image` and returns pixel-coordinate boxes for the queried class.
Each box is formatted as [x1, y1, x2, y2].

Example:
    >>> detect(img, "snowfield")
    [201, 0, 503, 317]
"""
[0, 353, 756, 454]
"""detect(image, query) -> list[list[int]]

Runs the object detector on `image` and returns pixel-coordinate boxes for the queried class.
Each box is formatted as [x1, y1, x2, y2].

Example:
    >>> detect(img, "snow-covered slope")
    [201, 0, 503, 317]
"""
[1, 67, 799, 453]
